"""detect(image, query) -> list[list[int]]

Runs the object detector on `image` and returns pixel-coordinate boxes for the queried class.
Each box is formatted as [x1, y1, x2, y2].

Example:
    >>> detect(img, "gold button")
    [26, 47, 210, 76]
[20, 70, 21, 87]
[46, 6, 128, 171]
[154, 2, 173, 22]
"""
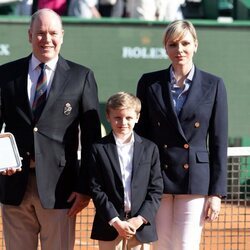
[184, 144, 189, 149]
[164, 144, 168, 149]
[194, 122, 200, 128]
[157, 122, 161, 127]
[183, 163, 189, 169]
[34, 127, 38, 132]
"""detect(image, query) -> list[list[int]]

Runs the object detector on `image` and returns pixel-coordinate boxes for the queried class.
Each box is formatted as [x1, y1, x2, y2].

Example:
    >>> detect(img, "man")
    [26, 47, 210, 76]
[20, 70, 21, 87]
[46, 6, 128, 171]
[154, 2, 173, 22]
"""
[0, 8, 101, 250]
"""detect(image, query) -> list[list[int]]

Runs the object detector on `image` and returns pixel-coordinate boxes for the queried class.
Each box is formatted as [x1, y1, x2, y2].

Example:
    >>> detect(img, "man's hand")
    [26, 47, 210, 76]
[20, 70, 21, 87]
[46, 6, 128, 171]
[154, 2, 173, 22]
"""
[204, 196, 221, 222]
[67, 192, 90, 217]
[1, 167, 22, 176]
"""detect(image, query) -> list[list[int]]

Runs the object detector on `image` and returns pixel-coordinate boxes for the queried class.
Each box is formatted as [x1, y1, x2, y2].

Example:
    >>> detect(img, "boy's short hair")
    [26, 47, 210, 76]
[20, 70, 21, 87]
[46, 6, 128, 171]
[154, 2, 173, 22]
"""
[106, 92, 141, 114]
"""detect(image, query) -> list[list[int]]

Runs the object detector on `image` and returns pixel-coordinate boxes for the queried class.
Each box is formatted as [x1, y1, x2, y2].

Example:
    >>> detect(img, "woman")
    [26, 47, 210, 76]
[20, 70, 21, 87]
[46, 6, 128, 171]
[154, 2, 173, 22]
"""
[135, 20, 228, 250]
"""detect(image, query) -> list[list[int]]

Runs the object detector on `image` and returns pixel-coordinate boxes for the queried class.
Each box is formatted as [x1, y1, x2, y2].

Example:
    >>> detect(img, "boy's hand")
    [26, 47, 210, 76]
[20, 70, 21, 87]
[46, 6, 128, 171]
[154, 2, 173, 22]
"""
[127, 216, 144, 230]
[112, 219, 136, 239]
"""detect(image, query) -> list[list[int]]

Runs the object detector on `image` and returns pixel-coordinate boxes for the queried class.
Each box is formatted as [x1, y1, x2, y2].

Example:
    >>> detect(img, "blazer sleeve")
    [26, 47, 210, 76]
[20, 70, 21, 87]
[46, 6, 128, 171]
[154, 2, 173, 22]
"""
[135, 144, 163, 225]
[76, 69, 101, 195]
[208, 77, 228, 196]
[89, 144, 121, 221]
[135, 74, 150, 138]
[0, 87, 3, 131]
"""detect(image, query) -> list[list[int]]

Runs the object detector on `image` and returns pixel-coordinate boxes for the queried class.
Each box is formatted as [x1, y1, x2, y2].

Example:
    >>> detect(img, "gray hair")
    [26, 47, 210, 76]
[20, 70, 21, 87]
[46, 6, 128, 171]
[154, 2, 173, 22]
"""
[30, 8, 63, 29]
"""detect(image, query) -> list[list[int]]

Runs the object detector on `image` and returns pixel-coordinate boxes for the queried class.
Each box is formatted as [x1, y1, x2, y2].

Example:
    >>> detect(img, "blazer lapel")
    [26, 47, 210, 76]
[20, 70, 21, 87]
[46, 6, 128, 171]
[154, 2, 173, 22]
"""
[103, 133, 123, 181]
[149, 69, 186, 138]
[14, 57, 33, 125]
[179, 67, 214, 122]
[132, 133, 144, 177]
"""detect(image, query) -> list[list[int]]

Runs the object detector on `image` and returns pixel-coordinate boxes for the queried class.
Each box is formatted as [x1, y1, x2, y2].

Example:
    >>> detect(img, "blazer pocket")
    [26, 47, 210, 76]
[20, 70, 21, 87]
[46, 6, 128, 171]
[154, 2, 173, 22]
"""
[139, 161, 151, 166]
[196, 151, 209, 163]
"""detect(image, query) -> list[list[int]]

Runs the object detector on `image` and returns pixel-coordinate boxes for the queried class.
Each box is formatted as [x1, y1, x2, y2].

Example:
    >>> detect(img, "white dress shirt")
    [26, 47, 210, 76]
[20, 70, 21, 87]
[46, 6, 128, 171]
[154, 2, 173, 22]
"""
[113, 132, 134, 213]
[109, 132, 147, 226]
[27, 54, 58, 107]
[108, 132, 134, 226]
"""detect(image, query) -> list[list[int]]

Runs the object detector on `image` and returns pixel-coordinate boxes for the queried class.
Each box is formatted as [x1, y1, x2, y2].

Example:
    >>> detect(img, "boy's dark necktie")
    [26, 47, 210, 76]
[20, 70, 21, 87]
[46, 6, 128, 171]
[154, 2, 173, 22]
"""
[32, 63, 47, 122]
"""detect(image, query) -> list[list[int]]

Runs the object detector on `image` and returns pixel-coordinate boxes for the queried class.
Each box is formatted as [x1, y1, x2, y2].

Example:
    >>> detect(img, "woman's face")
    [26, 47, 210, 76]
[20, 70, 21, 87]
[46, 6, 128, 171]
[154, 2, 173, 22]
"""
[165, 31, 198, 68]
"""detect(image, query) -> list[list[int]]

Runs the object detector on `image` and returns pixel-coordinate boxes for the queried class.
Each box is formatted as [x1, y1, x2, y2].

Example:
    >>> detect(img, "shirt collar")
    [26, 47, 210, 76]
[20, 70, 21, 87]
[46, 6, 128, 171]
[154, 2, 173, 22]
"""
[30, 54, 58, 72]
[113, 132, 135, 146]
[170, 64, 195, 84]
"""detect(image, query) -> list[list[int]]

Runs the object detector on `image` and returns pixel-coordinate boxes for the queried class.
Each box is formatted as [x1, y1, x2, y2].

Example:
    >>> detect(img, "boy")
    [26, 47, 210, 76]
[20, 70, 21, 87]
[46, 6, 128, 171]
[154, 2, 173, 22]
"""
[88, 92, 163, 250]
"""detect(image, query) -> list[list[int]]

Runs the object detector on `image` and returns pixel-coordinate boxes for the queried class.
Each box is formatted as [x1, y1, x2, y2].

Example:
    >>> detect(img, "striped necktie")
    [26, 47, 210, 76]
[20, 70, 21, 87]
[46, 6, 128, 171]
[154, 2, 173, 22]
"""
[32, 63, 47, 122]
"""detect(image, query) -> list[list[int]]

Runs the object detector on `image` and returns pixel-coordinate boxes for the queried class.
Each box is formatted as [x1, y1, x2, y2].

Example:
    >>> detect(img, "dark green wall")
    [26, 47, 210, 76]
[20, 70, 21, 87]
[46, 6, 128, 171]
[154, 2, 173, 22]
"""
[0, 17, 249, 145]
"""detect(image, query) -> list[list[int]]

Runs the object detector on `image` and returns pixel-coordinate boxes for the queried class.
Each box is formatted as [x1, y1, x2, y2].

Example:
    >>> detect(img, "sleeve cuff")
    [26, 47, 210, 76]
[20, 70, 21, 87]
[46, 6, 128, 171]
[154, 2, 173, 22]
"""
[109, 217, 119, 226]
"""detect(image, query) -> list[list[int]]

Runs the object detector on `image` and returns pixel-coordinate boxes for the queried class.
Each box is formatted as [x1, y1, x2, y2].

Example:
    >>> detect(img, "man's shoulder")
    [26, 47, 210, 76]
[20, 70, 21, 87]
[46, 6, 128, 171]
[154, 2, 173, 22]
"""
[0, 56, 29, 70]
[0, 56, 30, 81]
[62, 57, 93, 73]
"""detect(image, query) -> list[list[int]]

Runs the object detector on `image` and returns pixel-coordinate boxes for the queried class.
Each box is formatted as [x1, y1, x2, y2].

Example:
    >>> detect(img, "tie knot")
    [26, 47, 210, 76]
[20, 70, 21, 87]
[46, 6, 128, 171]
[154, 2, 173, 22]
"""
[39, 63, 46, 71]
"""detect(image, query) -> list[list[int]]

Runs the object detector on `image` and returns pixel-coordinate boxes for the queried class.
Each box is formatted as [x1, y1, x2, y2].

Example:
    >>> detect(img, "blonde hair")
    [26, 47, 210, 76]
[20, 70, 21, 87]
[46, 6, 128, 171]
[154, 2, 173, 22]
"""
[106, 92, 141, 114]
[163, 20, 198, 45]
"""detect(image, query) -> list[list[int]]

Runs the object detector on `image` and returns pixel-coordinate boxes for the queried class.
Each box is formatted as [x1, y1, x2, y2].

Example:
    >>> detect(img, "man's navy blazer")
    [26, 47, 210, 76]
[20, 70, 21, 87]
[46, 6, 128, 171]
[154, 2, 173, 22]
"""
[0, 55, 101, 208]
[135, 66, 228, 197]
[89, 132, 163, 243]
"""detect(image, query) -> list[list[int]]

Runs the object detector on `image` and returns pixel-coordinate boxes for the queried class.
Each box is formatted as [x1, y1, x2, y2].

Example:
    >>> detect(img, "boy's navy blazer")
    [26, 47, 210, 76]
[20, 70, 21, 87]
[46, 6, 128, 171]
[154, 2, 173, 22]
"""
[0, 55, 101, 208]
[89, 132, 163, 243]
[135, 66, 228, 197]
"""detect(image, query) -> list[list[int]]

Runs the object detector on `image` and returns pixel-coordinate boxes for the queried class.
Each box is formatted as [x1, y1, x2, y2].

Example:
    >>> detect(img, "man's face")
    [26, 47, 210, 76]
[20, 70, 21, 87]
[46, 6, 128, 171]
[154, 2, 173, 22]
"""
[28, 11, 64, 63]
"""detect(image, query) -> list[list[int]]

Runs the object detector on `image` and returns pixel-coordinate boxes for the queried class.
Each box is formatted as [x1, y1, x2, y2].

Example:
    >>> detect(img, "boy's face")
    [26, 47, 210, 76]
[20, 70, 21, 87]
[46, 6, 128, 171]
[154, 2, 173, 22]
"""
[106, 108, 140, 139]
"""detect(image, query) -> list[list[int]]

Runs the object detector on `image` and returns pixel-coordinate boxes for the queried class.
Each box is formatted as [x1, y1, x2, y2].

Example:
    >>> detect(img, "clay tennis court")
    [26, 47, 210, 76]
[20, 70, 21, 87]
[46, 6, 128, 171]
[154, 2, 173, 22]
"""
[0, 150, 249, 249]
[0, 200, 249, 250]
[73, 201, 250, 250]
